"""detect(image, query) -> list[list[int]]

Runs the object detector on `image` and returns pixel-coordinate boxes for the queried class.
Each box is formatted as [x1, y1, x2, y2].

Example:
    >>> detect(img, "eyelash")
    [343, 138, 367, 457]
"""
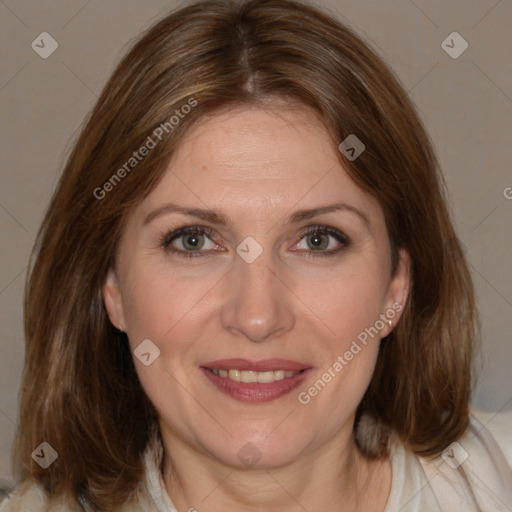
[158, 224, 350, 259]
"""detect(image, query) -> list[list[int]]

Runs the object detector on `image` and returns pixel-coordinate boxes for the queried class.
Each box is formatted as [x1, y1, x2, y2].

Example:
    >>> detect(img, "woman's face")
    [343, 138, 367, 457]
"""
[103, 103, 410, 469]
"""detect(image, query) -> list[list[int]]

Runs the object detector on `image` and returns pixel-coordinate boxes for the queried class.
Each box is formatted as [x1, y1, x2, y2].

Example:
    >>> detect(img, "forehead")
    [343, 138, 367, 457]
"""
[135, 104, 384, 229]
[168, 104, 341, 186]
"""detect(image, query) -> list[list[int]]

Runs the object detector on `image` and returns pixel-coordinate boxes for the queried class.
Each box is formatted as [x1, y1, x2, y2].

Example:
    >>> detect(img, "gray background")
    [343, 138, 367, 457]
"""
[1, 0, 511, 488]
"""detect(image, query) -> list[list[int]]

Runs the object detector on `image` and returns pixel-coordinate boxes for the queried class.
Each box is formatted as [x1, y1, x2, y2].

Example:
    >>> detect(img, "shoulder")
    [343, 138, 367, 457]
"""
[0, 478, 47, 512]
[0, 478, 149, 512]
[0, 478, 84, 512]
[470, 408, 512, 467]
[416, 409, 512, 511]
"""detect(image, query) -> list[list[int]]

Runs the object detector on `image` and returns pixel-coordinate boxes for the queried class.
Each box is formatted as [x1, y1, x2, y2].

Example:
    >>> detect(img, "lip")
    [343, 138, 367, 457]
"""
[200, 358, 311, 372]
[200, 359, 312, 403]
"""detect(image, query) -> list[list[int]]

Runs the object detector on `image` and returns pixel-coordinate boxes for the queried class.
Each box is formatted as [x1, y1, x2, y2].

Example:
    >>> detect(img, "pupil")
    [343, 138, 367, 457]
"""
[185, 234, 202, 249]
[309, 233, 327, 250]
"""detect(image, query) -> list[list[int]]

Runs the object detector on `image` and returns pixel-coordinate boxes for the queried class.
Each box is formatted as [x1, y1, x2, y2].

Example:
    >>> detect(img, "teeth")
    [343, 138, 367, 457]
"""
[228, 369, 240, 381]
[241, 370, 258, 383]
[274, 370, 285, 381]
[257, 371, 274, 383]
[210, 368, 301, 383]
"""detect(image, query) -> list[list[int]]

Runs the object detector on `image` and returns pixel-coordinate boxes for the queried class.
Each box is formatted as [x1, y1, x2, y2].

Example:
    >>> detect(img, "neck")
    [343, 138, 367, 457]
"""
[160, 427, 392, 512]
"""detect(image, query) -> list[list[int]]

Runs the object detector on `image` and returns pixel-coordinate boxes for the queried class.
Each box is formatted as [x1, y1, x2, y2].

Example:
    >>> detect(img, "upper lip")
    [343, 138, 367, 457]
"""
[201, 358, 311, 372]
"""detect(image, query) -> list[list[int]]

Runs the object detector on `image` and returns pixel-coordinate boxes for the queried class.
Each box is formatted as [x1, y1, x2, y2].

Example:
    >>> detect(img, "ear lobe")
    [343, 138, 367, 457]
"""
[383, 248, 411, 334]
[102, 268, 126, 332]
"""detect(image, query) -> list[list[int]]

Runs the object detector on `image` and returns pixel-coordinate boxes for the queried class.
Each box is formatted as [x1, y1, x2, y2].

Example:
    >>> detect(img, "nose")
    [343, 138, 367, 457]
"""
[220, 246, 295, 343]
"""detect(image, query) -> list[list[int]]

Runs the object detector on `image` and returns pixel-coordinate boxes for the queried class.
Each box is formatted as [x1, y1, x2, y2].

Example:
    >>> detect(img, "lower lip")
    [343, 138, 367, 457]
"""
[201, 367, 311, 403]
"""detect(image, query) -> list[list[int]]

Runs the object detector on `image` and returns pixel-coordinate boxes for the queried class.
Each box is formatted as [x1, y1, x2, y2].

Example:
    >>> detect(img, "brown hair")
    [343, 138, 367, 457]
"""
[12, 0, 479, 509]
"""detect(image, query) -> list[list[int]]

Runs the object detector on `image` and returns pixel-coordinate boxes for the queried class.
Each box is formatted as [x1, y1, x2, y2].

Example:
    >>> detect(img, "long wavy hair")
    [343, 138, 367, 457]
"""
[11, 0, 479, 509]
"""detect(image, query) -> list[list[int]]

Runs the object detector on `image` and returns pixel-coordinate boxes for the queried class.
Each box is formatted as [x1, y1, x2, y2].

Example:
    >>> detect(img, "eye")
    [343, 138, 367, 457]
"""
[160, 226, 218, 258]
[159, 224, 350, 259]
[292, 225, 350, 257]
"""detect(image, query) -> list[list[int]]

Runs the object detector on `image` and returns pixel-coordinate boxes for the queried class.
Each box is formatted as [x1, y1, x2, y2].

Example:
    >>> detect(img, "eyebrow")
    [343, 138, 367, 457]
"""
[143, 201, 371, 232]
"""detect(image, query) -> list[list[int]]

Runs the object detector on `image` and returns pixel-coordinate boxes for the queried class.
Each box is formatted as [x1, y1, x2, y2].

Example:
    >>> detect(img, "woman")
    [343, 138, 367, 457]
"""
[1, 0, 510, 510]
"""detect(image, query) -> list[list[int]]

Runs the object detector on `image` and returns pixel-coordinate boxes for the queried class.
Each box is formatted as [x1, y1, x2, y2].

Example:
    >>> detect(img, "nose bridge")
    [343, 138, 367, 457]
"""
[220, 239, 295, 343]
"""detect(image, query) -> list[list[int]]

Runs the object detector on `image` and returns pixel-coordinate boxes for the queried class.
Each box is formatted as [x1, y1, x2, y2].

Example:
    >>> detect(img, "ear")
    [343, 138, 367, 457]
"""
[380, 247, 411, 337]
[102, 267, 127, 332]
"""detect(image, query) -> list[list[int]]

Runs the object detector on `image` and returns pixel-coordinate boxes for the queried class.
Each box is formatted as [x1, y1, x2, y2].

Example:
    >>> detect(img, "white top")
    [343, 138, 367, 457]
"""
[2, 410, 511, 511]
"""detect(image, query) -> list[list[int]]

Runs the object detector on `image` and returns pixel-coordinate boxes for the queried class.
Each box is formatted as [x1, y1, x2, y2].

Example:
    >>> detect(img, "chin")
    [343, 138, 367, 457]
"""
[207, 429, 309, 470]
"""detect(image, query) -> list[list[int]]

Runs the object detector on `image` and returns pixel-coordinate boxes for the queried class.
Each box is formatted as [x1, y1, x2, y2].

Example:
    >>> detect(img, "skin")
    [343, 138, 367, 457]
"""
[103, 101, 411, 512]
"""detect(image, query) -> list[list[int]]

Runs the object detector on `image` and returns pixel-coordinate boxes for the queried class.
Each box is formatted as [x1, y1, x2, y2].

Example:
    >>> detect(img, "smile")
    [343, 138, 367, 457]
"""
[206, 368, 302, 383]
[200, 359, 312, 403]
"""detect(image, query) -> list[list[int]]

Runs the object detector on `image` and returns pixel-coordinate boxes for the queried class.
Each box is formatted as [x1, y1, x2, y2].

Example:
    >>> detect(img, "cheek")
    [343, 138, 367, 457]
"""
[296, 269, 386, 406]
[121, 259, 216, 351]
[121, 266, 212, 415]
[296, 276, 383, 427]
[301, 269, 387, 345]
